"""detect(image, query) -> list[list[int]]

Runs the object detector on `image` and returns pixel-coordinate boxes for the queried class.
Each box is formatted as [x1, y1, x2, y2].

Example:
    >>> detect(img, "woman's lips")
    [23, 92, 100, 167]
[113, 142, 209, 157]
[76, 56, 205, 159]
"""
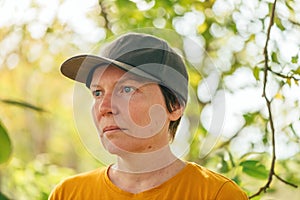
[102, 126, 124, 134]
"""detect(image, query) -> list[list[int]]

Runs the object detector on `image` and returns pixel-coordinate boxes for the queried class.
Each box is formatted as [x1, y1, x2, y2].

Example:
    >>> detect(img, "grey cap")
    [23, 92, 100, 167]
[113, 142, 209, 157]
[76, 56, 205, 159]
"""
[60, 33, 189, 103]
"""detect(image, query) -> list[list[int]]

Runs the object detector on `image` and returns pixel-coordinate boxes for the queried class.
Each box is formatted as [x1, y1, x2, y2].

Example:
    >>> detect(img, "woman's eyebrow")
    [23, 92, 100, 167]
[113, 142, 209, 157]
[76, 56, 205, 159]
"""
[89, 84, 102, 89]
[119, 73, 154, 84]
[89, 78, 143, 88]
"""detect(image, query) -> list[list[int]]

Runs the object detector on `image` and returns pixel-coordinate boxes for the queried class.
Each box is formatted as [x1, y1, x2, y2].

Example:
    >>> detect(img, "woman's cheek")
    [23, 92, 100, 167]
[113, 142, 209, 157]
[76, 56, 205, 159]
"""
[128, 100, 150, 126]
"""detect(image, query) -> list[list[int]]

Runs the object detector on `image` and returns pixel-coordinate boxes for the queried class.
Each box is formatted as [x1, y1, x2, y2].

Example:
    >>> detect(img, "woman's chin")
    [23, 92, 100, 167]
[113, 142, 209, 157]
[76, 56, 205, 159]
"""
[101, 138, 132, 155]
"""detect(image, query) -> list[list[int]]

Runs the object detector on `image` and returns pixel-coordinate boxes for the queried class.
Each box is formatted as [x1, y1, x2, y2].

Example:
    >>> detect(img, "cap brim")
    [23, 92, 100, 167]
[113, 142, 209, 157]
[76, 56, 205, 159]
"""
[60, 54, 160, 84]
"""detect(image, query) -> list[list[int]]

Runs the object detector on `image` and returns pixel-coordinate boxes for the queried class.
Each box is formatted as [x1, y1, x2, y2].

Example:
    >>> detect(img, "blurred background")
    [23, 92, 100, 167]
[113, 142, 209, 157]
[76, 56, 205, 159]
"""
[0, 0, 300, 199]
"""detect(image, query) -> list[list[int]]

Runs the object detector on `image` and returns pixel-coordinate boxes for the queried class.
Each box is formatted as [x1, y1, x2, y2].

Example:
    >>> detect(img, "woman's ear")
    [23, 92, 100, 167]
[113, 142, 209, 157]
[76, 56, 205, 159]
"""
[168, 104, 184, 121]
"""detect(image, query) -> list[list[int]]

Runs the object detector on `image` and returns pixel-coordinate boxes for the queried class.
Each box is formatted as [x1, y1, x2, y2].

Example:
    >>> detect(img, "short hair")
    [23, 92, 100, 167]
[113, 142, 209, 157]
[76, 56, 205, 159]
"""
[158, 85, 184, 141]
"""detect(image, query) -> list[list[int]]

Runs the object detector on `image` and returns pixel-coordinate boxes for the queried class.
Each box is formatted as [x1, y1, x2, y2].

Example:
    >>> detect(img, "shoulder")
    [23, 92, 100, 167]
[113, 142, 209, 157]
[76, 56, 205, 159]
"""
[60, 167, 104, 185]
[49, 167, 106, 199]
[183, 162, 248, 199]
[184, 162, 231, 183]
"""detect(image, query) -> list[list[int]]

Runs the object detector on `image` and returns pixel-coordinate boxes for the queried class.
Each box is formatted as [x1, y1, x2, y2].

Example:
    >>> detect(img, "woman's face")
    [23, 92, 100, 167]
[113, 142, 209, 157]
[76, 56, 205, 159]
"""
[90, 65, 178, 155]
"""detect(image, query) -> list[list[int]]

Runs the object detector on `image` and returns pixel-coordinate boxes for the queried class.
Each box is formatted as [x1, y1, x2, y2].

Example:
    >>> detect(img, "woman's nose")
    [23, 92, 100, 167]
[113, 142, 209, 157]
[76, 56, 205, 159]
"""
[94, 93, 115, 117]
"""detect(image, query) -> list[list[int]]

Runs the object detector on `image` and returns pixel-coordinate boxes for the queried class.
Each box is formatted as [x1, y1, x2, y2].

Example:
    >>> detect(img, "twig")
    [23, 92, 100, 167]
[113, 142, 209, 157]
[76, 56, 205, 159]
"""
[250, 0, 298, 198]
[274, 173, 298, 188]
[99, 0, 112, 36]
[288, 18, 300, 27]
[268, 68, 300, 81]
[262, 0, 277, 98]
[250, 0, 277, 198]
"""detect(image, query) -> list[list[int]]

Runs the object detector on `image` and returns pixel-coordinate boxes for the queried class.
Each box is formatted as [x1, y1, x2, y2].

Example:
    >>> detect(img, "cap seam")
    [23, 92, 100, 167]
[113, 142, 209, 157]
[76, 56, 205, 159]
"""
[159, 41, 169, 88]
[160, 41, 168, 66]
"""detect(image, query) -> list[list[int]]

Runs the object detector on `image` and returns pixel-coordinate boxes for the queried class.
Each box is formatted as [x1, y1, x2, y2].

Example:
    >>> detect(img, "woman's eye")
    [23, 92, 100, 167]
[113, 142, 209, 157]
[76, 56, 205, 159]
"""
[92, 90, 102, 97]
[122, 86, 136, 94]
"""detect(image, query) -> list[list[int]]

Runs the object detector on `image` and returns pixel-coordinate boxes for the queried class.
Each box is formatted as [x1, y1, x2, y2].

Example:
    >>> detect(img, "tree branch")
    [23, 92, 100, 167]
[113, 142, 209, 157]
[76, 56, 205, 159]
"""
[250, 0, 298, 198]
[99, 0, 112, 36]
[262, 0, 276, 98]
[288, 18, 300, 27]
[274, 173, 298, 188]
[268, 68, 300, 81]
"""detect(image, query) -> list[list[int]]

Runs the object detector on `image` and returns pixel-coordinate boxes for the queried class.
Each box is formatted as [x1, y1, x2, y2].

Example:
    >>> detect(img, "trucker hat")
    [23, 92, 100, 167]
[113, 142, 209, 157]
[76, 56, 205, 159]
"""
[60, 33, 189, 103]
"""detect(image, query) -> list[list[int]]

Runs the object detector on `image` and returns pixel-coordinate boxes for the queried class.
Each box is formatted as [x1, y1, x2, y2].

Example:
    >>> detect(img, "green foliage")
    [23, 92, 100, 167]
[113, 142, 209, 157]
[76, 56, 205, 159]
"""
[292, 66, 300, 75]
[274, 16, 285, 31]
[253, 67, 261, 81]
[0, 99, 46, 166]
[219, 154, 230, 173]
[0, 99, 47, 113]
[1, 155, 75, 199]
[0, 192, 9, 200]
[271, 52, 279, 64]
[243, 113, 256, 126]
[0, 122, 12, 165]
[291, 55, 298, 64]
[240, 160, 269, 180]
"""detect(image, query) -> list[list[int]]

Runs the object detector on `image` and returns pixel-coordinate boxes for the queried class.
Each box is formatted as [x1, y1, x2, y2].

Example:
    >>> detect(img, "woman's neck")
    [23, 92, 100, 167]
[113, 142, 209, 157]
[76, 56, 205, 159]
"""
[112, 145, 179, 173]
[108, 151, 186, 194]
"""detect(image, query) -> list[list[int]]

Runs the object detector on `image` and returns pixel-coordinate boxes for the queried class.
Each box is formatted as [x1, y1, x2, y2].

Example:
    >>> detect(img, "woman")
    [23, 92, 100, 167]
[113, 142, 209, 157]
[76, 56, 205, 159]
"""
[49, 33, 248, 199]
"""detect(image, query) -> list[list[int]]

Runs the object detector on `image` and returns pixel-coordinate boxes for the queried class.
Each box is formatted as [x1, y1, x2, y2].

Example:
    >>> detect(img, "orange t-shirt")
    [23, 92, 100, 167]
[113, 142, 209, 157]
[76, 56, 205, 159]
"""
[49, 162, 248, 200]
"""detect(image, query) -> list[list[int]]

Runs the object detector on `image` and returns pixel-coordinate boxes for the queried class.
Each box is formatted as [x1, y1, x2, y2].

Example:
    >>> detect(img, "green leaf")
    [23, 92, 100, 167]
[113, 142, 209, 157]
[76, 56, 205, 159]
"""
[231, 176, 241, 185]
[228, 151, 236, 167]
[253, 67, 260, 80]
[271, 52, 279, 64]
[240, 160, 269, 180]
[286, 77, 292, 87]
[291, 55, 298, 64]
[274, 16, 285, 31]
[243, 113, 256, 125]
[292, 67, 300, 75]
[0, 99, 47, 113]
[0, 121, 12, 165]
[285, 0, 294, 11]
[220, 158, 229, 173]
[0, 191, 10, 200]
